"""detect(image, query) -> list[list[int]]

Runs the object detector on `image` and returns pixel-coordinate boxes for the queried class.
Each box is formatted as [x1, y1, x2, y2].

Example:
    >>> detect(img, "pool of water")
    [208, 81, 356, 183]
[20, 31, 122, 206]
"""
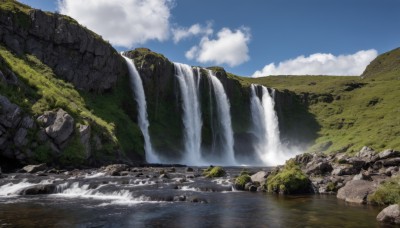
[0, 167, 383, 227]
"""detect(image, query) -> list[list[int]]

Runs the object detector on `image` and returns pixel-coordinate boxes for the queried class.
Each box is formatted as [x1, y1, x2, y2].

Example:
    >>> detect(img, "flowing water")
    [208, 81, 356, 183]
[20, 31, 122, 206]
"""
[206, 70, 237, 165]
[0, 168, 381, 227]
[123, 55, 159, 163]
[250, 84, 294, 166]
[174, 63, 203, 165]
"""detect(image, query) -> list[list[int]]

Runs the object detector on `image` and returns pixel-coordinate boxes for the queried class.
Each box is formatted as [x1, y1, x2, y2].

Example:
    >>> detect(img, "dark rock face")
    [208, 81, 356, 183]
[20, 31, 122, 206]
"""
[0, 6, 127, 92]
[377, 204, 400, 224]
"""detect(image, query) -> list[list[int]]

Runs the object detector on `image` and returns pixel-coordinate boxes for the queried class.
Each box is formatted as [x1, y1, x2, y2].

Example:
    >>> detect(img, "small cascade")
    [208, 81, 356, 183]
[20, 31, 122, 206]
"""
[250, 84, 289, 165]
[122, 55, 159, 163]
[207, 70, 237, 165]
[174, 63, 203, 165]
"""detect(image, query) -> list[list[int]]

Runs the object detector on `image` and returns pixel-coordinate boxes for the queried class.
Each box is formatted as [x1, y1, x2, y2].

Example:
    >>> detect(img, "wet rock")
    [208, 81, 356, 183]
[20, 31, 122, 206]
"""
[120, 171, 130, 176]
[337, 180, 377, 204]
[159, 174, 170, 179]
[104, 164, 129, 176]
[22, 164, 47, 173]
[234, 174, 252, 191]
[377, 204, 400, 224]
[186, 167, 194, 172]
[17, 184, 56, 195]
[294, 153, 313, 167]
[173, 195, 186, 202]
[13, 128, 28, 147]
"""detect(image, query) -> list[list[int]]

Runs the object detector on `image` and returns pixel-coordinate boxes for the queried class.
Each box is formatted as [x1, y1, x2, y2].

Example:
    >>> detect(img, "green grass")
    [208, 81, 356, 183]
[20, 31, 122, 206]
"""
[368, 176, 400, 205]
[238, 59, 400, 153]
[0, 44, 144, 163]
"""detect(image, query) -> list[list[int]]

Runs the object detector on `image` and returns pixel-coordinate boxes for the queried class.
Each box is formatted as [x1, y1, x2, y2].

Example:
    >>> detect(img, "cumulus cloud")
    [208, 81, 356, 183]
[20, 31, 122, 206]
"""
[185, 27, 251, 67]
[58, 0, 172, 48]
[252, 49, 378, 77]
[172, 22, 213, 43]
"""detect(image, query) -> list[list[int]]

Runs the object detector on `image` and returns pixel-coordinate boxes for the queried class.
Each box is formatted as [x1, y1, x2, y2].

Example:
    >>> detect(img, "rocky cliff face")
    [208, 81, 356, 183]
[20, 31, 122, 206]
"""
[0, 1, 127, 92]
[125, 48, 318, 160]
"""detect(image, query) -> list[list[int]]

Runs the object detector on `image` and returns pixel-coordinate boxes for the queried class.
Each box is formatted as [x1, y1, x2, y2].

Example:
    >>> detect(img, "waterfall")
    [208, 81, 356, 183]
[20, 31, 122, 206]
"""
[250, 84, 289, 166]
[174, 63, 203, 164]
[207, 70, 236, 165]
[122, 55, 159, 163]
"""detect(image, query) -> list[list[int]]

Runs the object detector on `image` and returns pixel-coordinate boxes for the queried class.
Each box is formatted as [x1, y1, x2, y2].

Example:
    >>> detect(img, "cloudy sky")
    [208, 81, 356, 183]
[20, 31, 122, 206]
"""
[18, 0, 400, 77]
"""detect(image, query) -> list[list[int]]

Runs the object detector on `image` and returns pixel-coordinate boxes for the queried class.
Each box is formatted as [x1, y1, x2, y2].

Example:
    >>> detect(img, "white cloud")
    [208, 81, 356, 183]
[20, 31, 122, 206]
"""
[252, 49, 378, 77]
[185, 27, 251, 67]
[58, 0, 172, 48]
[172, 23, 213, 43]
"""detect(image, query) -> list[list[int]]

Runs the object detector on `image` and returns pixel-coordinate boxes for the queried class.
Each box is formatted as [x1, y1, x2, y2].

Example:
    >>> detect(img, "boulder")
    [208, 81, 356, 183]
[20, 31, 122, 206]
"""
[332, 165, 359, 176]
[17, 184, 56, 195]
[337, 180, 377, 204]
[352, 172, 372, 181]
[235, 174, 252, 190]
[251, 171, 268, 184]
[358, 146, 376, 158]
[104, 164, 129, 176]
[377, 204, 400, 224]
[305, 161, 333, 175]
[22, 164, 47, 173]
[379, 149, 400, 160]
[40, 109, 75, 145]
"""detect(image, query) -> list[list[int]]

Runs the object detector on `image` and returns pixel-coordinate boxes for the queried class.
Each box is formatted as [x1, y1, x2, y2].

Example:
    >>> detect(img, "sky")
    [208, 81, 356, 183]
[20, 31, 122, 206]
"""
[17, 0, 400, 77]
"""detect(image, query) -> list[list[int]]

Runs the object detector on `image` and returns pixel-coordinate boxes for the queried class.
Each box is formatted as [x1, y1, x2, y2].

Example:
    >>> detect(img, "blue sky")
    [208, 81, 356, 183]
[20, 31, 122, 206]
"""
[18, 0, 400, 77]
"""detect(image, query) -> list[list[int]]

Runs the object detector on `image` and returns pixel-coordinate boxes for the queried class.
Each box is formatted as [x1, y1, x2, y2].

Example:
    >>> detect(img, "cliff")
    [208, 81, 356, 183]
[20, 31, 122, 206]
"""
[0, 0, 127, 92]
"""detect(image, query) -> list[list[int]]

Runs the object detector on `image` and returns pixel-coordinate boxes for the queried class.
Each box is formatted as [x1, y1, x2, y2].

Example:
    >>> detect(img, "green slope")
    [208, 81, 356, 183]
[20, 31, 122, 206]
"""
[239, 48, 400, 154]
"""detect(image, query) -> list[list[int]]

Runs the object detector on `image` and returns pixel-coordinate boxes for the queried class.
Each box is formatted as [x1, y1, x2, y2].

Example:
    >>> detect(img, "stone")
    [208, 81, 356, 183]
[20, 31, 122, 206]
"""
[305, 161, 333, 175]
[294, 153, 313, 166]
[358, 146, 376, 157]
[21, 116, 35, 129]
[332, 165, 359, 176]
[186, 167, 194, 172]
[379, 149, 400, 160]
[36, 129, 49, 143]
[377, 204, 400, 224]
[159, 174, 170, 179]
[22, 164, 47, 173]
[44, 109, 75, 145]
[337, 180, 377, 204]
[17, 184, 56, 195]
[251, 171, 268, 184]
[13, 128, 28, 147]
[103, 164, 128, 176]
[352, 172, 372, 181]
[79, 124, 91, 159]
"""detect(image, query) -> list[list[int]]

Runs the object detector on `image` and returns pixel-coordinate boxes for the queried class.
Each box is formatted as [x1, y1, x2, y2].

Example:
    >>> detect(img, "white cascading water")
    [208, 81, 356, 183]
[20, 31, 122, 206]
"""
[207, 70, 237, 165]
[122, 55, 159, 163]
[250, 84, 289, 166]
[174, 63, 203, 165]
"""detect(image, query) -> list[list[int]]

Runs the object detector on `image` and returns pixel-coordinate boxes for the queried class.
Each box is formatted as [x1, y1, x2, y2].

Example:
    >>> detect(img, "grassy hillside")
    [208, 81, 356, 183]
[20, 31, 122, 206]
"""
[0, 44, 144, 164]
[239, 49, 400, 154]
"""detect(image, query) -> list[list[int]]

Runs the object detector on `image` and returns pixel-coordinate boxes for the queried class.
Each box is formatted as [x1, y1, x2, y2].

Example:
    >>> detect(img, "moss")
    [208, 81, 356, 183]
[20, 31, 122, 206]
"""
[266, 159, 311, 194]
[240, 168, 250, 176]
[34, 143, 53, 163]
[326, 182, 336, 192]
[203, 166, 226, 178]
[368, 176, 400, 205]
[235, 174, 252, 190]
[59, 132, 85, 166]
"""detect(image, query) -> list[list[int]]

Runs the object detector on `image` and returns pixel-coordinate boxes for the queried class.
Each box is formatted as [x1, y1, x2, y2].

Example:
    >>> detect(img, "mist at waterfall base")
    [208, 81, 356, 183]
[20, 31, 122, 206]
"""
[125, 56, 300, 166]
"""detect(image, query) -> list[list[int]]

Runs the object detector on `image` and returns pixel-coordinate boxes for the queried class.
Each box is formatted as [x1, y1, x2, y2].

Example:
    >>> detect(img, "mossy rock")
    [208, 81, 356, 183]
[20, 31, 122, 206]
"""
[368, 176, 400, 205]
[266, 159, 311, 194]
[235, 174, 252, 190]
[203, 166, 226, 178]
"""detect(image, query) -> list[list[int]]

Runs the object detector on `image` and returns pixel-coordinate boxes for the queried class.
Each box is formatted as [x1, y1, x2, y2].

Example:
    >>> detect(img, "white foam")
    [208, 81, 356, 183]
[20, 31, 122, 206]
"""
[0, 179, 54, 196]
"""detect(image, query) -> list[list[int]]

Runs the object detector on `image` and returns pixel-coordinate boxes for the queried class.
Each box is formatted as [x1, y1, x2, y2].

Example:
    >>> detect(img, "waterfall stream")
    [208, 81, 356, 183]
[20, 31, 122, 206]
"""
[250, 84, 290, 165]
[123, 55, 159, 163]
[174, 63, 203, 165]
